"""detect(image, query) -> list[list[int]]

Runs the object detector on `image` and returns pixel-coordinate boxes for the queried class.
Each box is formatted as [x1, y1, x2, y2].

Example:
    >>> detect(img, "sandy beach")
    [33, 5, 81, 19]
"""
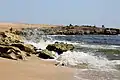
[0, 56, 74, 80]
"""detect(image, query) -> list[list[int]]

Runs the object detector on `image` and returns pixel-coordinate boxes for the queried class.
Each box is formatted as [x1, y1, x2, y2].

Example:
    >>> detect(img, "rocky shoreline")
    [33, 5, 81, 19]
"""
[0, 27, 75, 80]
[0, 29, 74, 63]
[0, 27, 120, 63]
[23, 24, 119, 35]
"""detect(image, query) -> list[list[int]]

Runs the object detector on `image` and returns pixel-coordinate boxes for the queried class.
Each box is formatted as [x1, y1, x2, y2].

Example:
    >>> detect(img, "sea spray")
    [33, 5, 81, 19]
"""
[21, 28, 120, 80]
[24, 39, 48, 49]
[21, 28, 47, 43]
[22, 28, 51, 49]
[56, 51, 117, 70]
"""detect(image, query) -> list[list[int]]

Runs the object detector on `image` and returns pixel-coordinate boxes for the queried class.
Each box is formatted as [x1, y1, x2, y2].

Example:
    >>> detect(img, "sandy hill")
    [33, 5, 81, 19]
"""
[0, 23, 58, 31]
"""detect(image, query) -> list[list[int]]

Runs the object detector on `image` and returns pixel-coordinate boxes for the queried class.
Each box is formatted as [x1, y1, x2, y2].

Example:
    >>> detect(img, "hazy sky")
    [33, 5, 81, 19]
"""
[0, 0, 119, 28]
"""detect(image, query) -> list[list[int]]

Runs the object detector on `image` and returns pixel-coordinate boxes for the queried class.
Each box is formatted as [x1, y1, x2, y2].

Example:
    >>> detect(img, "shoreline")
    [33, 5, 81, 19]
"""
[0, 22, 120, 80]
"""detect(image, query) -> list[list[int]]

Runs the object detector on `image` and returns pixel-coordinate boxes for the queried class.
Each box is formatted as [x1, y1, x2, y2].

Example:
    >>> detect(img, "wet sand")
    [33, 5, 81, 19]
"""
[0, 56, 74, 80]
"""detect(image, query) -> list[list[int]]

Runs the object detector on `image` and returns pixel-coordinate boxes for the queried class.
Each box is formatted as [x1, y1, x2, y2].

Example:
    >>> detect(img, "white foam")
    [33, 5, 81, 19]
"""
[24, 39, 48, 49]
[111, 60, 120, 65]
[46, 35, 79, 45]
[57, 51, 118, 70]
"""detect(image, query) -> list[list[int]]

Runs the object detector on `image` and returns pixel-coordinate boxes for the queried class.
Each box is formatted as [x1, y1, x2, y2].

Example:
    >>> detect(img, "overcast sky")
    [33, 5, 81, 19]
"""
[0, 0, 120, 28]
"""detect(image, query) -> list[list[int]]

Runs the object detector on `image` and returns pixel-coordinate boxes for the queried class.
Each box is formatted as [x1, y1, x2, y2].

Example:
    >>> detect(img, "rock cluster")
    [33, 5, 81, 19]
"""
[0, 31, 35, 60]
[38, 42, 74, 59]
[34, 26, 120, 35]
[0, 29, 74, 60]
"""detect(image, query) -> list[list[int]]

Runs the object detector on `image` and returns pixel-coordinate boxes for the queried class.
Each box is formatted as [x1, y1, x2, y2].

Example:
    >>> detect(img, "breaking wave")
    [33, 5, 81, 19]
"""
[22, 28, 120, 80]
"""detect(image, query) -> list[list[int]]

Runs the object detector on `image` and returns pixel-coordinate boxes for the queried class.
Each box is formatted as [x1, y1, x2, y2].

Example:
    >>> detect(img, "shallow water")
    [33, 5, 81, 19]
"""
[22, 29, 120, 80]
[74, 69, 120, 80]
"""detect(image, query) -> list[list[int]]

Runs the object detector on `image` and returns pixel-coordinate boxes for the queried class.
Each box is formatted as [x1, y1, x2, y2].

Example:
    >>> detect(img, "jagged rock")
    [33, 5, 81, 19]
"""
[0, 32, 7, 37]
[0, 45, 27, 60]
[12, 30, 23, 35]
[10, 43, 36, 54]
[5, 32, 23, 42]
[0, 31, 36, 60]
[38, 49, 56, 59]
[0, 32, 23, 45]
[46, 42, 74, 54]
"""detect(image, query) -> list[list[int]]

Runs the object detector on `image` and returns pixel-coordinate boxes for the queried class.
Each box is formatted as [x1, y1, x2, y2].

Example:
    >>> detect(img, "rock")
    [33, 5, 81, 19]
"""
[10, 43, 36, 54]
[5, 32, 23, 42]
[0, 32, 23, 45]
[38, 49, 56, 59]
[0, 31, 37, 60]
[12, 30, 23, 35]
[46, 42, 74, 54]
[0, 45, 27, 60]
[0, 32, 7, 38]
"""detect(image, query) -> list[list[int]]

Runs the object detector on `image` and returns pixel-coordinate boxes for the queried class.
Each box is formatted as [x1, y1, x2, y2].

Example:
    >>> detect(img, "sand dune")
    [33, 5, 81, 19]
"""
[0, 22, 58, 31]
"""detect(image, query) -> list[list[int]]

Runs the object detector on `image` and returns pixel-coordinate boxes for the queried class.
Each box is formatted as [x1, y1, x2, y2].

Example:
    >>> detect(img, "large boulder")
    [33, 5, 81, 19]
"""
[0, 45, 27, 60]
[0, 31, 36, 60]
[10, 43, 36, 54]
[38, 49, 56, 59]
[46, 42, 74, 55]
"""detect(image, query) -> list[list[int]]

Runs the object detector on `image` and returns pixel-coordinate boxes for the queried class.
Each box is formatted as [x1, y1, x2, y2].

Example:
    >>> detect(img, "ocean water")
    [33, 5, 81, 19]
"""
[22, 29, 120, 80]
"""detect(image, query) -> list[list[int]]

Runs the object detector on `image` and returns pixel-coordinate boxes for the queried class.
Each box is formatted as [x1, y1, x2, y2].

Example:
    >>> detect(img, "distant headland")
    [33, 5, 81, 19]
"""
[44, 24, 120, 35]
[0, 22, 119, 35]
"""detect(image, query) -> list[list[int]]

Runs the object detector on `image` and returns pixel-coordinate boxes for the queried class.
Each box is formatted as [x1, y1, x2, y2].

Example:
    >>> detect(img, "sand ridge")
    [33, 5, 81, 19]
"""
[0, 22, 58, 31]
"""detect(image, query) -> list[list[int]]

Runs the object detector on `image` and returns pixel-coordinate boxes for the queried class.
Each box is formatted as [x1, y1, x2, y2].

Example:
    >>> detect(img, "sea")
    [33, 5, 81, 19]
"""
[22, 28, 120, 80]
